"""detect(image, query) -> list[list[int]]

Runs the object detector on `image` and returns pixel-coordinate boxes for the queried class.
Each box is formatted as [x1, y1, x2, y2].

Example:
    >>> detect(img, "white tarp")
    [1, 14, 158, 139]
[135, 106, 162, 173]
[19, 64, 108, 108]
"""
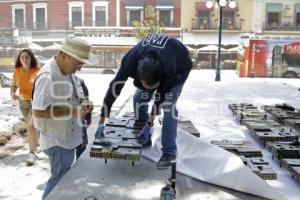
[143, 127, 285, 200]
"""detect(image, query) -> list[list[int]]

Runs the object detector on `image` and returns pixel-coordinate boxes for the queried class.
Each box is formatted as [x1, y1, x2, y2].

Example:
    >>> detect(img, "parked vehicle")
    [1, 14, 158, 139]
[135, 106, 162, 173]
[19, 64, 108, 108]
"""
[238, 34, 300, 78]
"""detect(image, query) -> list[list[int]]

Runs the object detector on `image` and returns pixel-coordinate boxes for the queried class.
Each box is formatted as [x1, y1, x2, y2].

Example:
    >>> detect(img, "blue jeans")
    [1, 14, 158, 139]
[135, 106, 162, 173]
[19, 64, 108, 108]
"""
[42, 146, 75, 199]
[133, 84, 183, 156]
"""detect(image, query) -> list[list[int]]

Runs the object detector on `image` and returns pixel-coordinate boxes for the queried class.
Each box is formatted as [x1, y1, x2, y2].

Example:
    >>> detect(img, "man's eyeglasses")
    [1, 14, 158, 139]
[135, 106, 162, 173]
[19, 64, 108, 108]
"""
[74, 63, 85, 68]
[68, 55, 84, 67]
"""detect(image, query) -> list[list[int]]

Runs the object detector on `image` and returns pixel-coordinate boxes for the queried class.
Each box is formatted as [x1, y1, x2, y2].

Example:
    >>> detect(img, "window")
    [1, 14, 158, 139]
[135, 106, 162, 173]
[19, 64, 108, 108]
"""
[15, 9, 24, 29]
[105, 51, 115, 68]
[267, 13, 280, 28]
[116, 51, 126, 68]
[95, 6, 106, 26]
[128, 10, 141, 26]
[126, 10, 143, 26]
[11, 4, 25, 29]
[156, 0, 174, 27]
[96, 51, 105, 67]
[72, 7, 82, 27]
[223, 12, 235, 29]
[95, 50, 126, 68]
[125, 0, 144, 26]
[297, 13, 300, 26]
[93, 1, 109, 26]
[68, 2, 84, 29]
[33, 3, 48, 30]
[197, 11, 210, 29]
[266, 3, 282, 29]
[159, 10, 171, 27]
[296, 3, 300, 26]
[36, 8, 46, 29]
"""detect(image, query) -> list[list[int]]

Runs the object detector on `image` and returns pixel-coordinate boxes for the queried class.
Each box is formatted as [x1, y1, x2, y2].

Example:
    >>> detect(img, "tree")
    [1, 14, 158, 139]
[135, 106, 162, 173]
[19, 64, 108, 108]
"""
[132, 13, 165, 40]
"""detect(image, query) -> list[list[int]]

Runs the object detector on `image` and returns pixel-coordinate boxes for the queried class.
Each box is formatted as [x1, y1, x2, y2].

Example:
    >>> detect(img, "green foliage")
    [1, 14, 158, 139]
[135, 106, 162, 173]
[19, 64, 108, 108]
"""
[132, 15, 165, 40]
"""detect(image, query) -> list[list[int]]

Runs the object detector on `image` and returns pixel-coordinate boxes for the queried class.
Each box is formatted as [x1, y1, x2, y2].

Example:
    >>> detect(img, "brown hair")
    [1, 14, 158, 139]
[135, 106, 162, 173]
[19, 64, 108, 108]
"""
[14, 49, 38, 69]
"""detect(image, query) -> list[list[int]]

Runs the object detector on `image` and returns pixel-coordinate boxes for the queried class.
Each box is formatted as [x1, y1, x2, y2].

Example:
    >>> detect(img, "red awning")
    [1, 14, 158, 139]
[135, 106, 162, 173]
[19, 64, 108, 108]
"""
[195, 2, 212, 11]
[284, 42, 300, 56]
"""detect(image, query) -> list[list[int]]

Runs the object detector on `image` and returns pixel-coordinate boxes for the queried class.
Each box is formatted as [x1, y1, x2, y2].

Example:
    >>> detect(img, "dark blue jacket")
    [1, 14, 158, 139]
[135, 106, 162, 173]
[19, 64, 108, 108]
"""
[100, 34, 193, 117]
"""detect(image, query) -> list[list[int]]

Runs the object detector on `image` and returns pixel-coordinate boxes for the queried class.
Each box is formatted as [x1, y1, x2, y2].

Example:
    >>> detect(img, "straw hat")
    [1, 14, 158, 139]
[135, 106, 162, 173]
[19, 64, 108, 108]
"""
[55, 37, 97, 65]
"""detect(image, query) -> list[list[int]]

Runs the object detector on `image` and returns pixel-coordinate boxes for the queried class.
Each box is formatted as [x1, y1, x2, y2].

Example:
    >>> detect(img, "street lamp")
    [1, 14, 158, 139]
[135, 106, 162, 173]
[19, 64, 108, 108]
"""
[206, 0, 237, 81]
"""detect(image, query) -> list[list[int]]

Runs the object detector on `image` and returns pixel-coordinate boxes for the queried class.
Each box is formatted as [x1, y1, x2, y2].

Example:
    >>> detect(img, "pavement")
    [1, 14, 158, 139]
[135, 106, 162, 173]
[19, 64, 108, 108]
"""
[0, 70, 300, 200]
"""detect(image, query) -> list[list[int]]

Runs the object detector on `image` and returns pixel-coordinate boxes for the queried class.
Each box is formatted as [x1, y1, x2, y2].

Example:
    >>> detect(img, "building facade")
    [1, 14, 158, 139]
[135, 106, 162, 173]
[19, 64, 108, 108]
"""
[252, 0, 300, 35]
[180, 0, 254, 47]
[1, 0, 298, 43]
[180, 0, 300, 36]
[181, 0, 253, 33]
[0, 0, 181, 30]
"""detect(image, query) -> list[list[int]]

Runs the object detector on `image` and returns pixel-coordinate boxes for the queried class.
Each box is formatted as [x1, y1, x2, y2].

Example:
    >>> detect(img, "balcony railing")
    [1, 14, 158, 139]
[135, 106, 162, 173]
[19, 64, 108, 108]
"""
[159, 20, 173, 27]
[33, 22, 47, 30]
[263, 22, 300, 31]
[126, 20, 174, 27]
[67, 20, 83, 30]
[73, 26, 183, 40]
[0, 28, 15, 46]
[92, 20, 109, 26]
[12, 23, 25, 30]
[192, 17, 242, 30]
[12, 22, 48, 31]
[67, 20, 113, 29]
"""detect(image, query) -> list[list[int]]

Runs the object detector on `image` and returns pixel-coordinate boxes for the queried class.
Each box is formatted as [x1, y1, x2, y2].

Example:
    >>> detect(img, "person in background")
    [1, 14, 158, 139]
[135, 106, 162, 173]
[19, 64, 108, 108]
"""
[11, 48, 40, 165]
[76, 77, 92, 159]
[95, 34, 193, 169]
[32, 37, 94, 199]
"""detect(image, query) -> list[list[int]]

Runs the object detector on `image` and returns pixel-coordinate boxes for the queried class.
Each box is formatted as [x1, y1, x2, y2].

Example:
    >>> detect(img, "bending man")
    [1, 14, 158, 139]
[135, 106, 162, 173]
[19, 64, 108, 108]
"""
[95, 34, 192, 169]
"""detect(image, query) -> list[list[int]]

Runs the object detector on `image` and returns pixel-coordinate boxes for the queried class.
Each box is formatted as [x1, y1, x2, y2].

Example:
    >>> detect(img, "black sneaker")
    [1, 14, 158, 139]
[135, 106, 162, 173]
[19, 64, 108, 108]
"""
[157, 153, 176, 170]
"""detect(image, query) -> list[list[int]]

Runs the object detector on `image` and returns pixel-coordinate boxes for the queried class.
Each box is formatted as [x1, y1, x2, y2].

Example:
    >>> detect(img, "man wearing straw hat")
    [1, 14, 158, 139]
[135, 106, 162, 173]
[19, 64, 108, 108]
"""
[32, 37, 95, 199]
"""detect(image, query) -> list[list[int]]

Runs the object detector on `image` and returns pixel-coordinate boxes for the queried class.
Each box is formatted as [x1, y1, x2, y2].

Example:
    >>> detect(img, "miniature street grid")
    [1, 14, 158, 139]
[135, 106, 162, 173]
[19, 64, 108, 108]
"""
[211, 139, 276, 180]
[285, 119, 300, 133]
[90, 112, 144, 166]
[228, 103, 267, 124]
[90, 113, 201, 166]
[266, 142, 300, 159]
[158, 115, 200, 137]
[211, 140, 263, 157]
[225, 103, 300, 182]
[280, 159, 300, 181]
[244, 120, 298, 144]
[263, 103, 300, 125]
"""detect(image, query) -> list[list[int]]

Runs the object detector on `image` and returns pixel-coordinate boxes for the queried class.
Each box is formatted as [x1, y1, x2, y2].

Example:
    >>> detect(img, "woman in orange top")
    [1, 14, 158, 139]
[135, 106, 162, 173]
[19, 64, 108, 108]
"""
[11, 49, 40, 165]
